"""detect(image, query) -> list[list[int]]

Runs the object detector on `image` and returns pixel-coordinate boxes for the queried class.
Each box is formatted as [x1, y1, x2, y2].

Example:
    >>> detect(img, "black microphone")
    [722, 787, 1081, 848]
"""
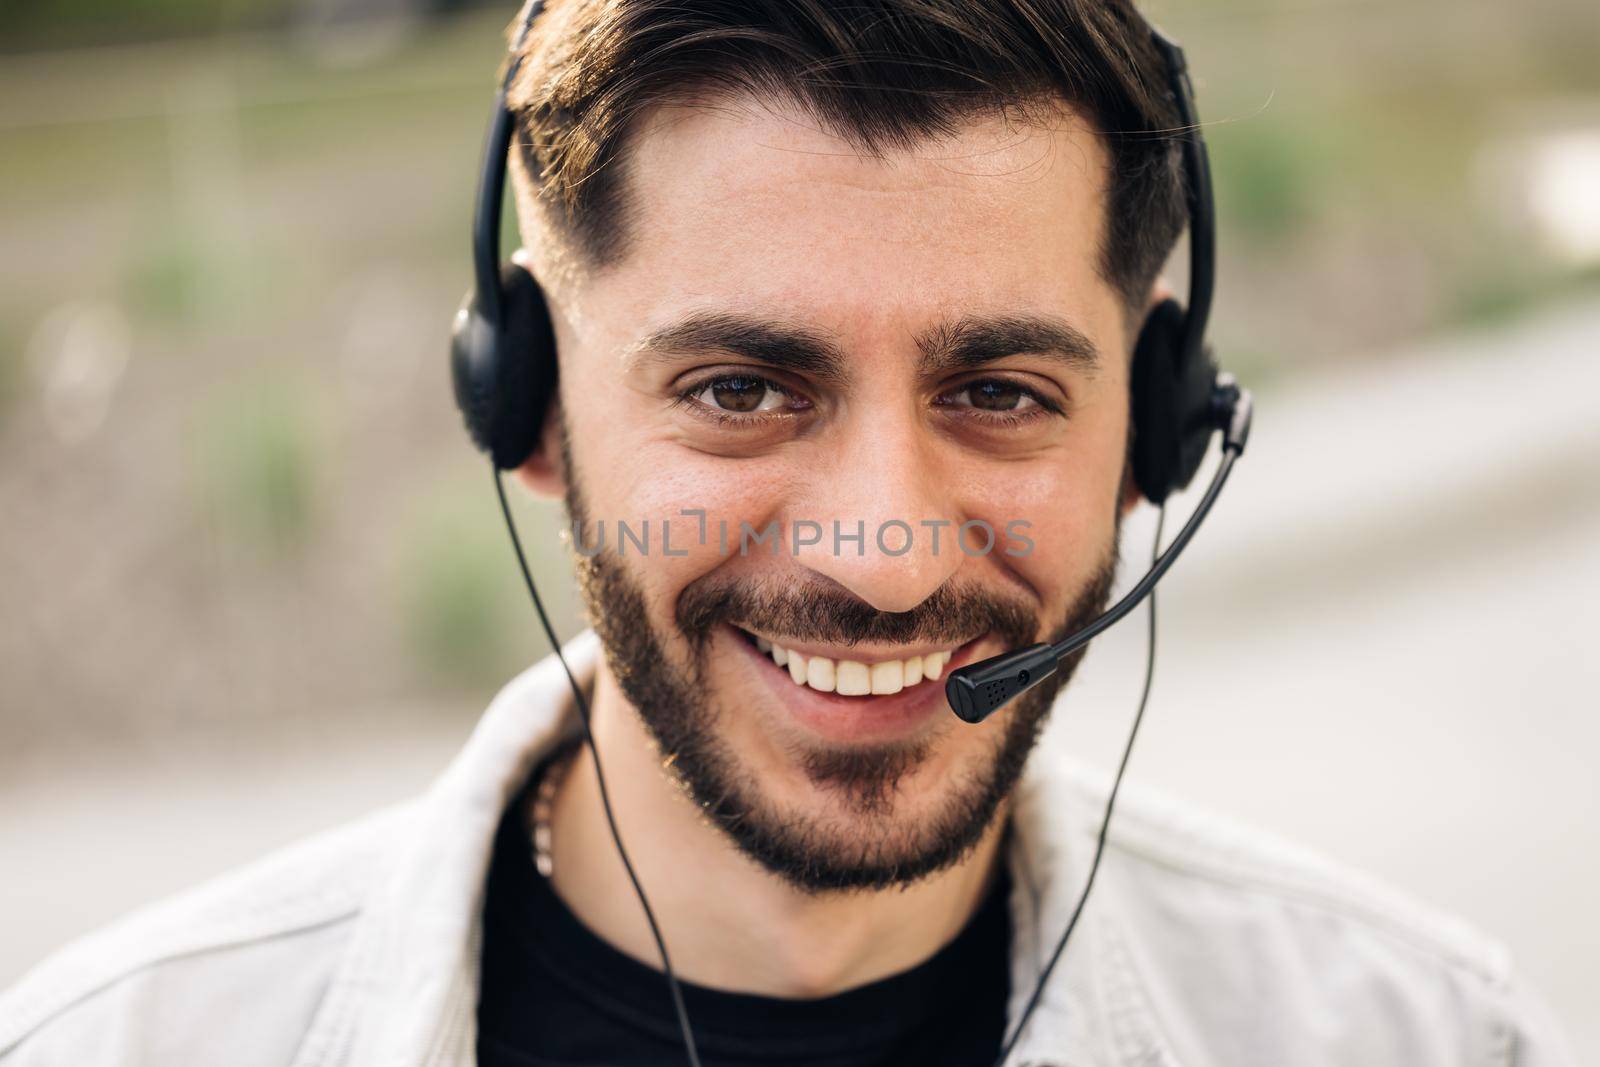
[946, 379, 1253, 724]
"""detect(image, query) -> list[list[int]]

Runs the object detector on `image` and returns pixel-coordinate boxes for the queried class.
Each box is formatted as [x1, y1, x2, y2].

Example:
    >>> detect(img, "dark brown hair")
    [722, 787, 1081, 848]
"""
[505, 0, 1187, 312]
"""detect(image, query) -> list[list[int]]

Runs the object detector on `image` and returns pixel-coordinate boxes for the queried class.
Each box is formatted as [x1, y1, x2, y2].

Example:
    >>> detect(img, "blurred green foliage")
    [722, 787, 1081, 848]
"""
[1208, 115, 1324, 243]
[0, 0, 493, 50]
[193, 372, 322, 558]
[0, 324, 21, 430]
[125, 223, 212, 324]
[398, 487, 521, 687]
[1451, 259, 1600, 330]
[1, 0, 287, 49]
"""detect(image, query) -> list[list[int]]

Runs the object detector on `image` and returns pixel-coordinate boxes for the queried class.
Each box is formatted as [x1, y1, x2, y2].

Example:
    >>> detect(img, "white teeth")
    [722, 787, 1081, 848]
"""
[805, 656, 836, 693]
[835, 660, 870, 695]
[870, 660, 904, 695]
[757, 632, 957, 696]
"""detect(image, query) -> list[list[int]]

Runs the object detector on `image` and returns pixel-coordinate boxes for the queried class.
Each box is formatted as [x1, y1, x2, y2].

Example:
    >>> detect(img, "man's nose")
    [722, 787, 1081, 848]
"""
[791, 416, 966, 615]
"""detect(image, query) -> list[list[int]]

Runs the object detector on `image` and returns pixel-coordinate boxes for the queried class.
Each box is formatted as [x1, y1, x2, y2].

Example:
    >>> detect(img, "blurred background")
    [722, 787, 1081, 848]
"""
[2, 0, 1596, 1055]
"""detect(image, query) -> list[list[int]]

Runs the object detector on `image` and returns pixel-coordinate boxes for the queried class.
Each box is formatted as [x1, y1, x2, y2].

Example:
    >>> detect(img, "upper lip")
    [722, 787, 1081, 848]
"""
[732, 624, 979, 663]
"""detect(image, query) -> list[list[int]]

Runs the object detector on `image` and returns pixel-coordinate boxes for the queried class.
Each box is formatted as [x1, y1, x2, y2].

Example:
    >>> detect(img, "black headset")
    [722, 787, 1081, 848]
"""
[450, 4, 1253, 1065]
[447, 0, 557, 474]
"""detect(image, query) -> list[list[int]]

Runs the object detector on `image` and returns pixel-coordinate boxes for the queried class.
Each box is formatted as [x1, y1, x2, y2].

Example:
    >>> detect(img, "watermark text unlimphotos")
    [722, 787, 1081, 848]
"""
[565, 509, 1034, 559]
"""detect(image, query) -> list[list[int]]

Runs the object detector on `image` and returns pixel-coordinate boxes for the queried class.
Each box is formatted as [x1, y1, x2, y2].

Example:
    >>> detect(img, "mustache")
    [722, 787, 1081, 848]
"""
[675, 574, 1040, 653]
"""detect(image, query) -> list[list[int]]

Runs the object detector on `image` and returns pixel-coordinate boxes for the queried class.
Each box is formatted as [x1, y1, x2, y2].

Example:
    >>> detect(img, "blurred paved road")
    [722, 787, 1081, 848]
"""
[3, 298, 1597, 1057]
[1056, 295, 1600, 1058]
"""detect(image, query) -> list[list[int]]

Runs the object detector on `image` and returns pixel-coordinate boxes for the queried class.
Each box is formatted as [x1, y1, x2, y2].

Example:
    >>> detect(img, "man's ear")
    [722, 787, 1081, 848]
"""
[1118, 464, 1143, 519]
[513, 396, 566, 499]
[508, 244, 566, 500]
[1147, 276, 1177, 313]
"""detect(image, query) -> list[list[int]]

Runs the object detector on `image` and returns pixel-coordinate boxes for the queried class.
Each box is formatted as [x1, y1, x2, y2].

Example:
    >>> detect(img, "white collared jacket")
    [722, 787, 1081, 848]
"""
[0, 632, 1577, 1066]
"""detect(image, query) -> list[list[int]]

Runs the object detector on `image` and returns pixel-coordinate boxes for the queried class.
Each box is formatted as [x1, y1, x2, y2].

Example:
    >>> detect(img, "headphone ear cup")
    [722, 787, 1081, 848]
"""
[491, 262, 558, 470]
[1130, 298, 1219, 504]
[450, 287, 500, 459]
[448, 263, 559, 470]
[1130, 298, 1187, 504]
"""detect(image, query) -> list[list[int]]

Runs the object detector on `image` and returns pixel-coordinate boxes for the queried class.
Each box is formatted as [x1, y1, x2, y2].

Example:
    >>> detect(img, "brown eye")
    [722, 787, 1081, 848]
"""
[691, 374, 792, 414]
[968, 380, 1026, 411]
[711, 376, 767, 412]
[944, 379, 1042, 413]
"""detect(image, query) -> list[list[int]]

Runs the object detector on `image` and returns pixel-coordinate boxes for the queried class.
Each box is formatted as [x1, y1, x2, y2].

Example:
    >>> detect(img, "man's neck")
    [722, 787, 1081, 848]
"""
[543, 666, 1009, 998]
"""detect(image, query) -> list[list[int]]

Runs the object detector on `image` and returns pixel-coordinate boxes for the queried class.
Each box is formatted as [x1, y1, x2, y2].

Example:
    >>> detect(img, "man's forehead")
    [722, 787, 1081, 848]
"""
[620, 89, 1109, 230]
[570, 90, 1122, 338]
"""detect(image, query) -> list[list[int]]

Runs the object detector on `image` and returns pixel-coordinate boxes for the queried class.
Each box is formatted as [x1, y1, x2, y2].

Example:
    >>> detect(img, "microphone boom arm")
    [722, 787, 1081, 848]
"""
[945, 380, 1252, 724]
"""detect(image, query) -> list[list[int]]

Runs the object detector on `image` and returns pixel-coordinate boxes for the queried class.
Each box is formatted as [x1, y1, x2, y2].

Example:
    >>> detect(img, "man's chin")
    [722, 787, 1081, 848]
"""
[621, 671, 1052, 891]
[658, 690, 1040, 893]
[697, 752, 1016, 894]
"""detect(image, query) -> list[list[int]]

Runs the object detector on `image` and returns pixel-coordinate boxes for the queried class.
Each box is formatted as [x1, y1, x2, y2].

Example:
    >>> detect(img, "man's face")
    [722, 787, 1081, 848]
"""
[532, 94, 1134, 892]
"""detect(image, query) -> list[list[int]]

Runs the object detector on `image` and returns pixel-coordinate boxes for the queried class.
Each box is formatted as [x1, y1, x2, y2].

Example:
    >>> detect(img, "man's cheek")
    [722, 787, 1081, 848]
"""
[630, 459, 790, 544]
[998, 508, 1105, 621]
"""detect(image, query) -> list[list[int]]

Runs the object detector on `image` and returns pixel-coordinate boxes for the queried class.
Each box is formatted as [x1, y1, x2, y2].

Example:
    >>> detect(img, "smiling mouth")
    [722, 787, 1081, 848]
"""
[732, 625, 960, 697]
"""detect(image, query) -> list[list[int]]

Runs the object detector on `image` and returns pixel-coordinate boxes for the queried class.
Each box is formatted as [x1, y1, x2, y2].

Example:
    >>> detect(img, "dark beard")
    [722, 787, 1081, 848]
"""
[562, 438, 1119, 893]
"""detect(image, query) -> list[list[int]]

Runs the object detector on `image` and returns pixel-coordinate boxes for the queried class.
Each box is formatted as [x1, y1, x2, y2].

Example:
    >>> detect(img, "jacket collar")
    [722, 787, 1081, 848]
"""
[317, 631, 1111, 1067]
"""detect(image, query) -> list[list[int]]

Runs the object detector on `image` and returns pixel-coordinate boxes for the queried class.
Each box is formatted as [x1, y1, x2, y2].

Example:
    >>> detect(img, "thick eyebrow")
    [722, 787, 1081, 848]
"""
[625, 312, 849, 384]
[916, 314, 1101, 377]
[626, 310, 1099, 384]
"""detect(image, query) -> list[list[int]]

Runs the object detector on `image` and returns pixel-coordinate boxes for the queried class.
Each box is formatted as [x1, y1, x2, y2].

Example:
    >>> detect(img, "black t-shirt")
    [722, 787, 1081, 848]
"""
[477, 760, 1013, 1066]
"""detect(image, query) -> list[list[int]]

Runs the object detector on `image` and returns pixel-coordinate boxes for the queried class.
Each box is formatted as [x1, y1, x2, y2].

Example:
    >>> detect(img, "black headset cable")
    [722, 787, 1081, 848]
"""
[992, 503, 1168, 1066]
[493, 466, 705, 1067]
